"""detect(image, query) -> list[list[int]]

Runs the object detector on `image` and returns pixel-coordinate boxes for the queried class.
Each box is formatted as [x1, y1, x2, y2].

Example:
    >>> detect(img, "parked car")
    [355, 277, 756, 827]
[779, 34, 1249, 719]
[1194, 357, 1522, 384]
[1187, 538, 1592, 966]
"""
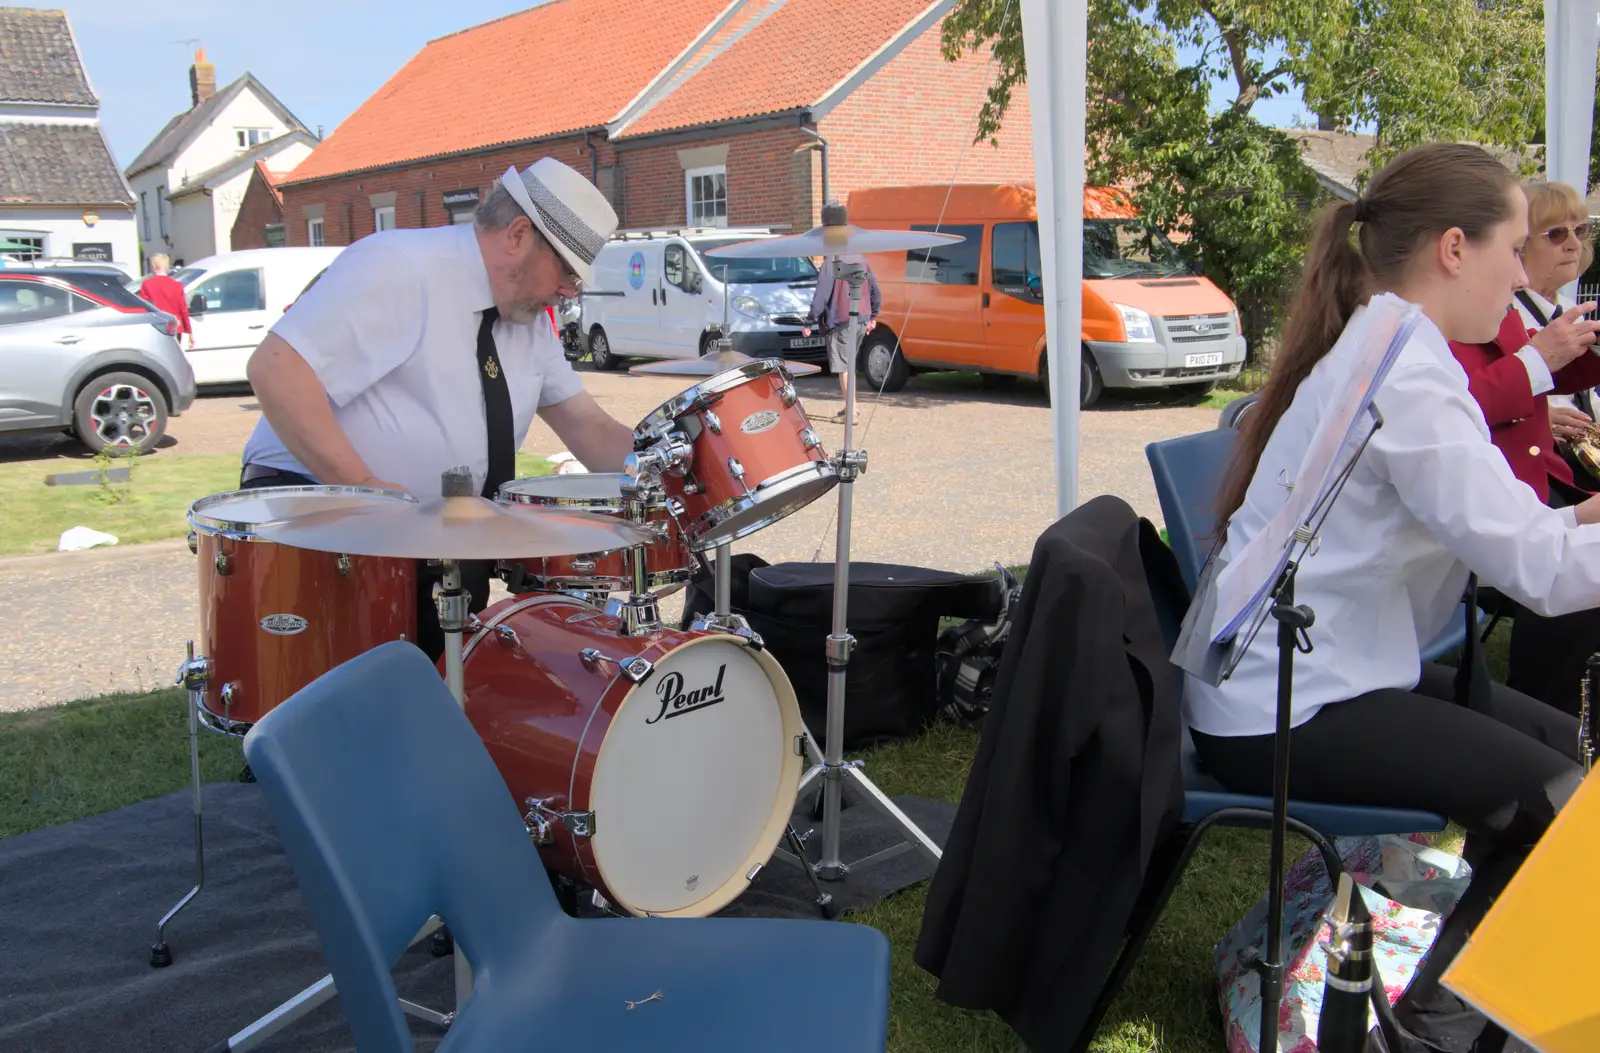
[0, 271, 195, 454]
[580, 229, 820, 370]
[141, 247, 344, 386]
[846, 183, 1248, 407]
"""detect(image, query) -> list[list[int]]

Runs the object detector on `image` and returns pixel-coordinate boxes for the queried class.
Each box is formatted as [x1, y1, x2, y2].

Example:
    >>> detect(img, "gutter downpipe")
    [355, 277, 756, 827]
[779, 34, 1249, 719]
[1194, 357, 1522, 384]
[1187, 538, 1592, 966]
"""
[798, 116, 829, 208]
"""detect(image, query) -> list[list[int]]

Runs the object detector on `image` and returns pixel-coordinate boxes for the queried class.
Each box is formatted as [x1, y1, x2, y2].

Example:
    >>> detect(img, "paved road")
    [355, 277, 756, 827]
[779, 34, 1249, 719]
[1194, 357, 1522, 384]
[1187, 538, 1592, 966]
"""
[0, 369, 1216, 711]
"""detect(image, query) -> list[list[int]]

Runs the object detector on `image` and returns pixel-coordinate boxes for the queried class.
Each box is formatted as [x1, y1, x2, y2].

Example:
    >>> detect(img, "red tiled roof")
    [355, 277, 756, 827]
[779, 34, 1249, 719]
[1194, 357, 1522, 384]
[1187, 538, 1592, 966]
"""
[285, 0, 734, 184]
[619, 0, 937, 138]
[253, 161, 285, 206]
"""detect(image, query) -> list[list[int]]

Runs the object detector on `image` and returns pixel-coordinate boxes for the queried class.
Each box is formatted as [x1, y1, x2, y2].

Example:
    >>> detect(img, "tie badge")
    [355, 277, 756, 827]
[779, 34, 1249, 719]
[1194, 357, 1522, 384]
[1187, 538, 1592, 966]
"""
[484, 356, 501, 380]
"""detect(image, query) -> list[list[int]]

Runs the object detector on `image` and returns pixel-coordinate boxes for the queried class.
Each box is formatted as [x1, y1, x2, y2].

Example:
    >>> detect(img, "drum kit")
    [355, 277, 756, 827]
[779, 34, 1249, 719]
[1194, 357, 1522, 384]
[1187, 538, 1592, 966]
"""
[147, 206, 963, 1047]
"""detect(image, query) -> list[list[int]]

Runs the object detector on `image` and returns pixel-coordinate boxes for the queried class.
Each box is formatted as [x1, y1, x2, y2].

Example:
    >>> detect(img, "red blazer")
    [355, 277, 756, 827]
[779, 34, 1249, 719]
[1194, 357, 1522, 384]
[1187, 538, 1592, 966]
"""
[1448, 307, 1600, 502]
[137, 274, 191, 336]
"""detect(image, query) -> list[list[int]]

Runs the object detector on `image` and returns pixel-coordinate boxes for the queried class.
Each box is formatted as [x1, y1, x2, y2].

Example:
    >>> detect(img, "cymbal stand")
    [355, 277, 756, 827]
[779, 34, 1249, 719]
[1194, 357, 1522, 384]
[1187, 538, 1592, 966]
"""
[790, 260, 942, 882]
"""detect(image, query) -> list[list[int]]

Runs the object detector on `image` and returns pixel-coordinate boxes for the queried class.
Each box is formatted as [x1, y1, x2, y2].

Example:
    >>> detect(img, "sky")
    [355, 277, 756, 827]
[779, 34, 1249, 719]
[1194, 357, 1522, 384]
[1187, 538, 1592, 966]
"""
[48, 0, 1317, 172]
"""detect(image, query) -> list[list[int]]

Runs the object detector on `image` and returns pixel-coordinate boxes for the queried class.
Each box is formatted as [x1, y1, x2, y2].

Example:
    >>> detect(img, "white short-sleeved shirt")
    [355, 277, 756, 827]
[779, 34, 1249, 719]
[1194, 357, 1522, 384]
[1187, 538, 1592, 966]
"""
[242, 224, 582, 499]
[1186, 295, 1600, 738]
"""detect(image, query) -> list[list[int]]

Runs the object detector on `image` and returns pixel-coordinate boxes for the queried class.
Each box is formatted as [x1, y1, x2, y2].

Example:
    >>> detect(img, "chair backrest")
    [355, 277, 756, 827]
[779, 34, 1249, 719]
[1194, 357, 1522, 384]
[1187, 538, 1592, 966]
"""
[1145, 429, 1238, 595]
[243, 642, 561, 1053]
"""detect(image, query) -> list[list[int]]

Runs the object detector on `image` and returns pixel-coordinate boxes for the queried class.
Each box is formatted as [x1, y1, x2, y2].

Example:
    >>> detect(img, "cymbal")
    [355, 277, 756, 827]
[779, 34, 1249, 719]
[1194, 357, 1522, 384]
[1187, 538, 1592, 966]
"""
[704, 222, 963, 259]
[630, 349, 823, 377]
[254, 493, 656, 560]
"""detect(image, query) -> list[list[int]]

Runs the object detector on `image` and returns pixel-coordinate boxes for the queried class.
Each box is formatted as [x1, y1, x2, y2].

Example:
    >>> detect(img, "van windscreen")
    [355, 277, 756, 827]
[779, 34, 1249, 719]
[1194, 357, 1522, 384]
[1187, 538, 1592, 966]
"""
[689, 240, 819, 283]
[1083, 219, 1190, 279]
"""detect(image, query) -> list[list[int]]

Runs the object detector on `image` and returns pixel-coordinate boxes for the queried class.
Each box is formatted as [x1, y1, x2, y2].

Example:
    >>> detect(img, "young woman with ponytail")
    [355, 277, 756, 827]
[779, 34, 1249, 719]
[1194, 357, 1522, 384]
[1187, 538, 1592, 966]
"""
[1188, 143, 1597, 1051]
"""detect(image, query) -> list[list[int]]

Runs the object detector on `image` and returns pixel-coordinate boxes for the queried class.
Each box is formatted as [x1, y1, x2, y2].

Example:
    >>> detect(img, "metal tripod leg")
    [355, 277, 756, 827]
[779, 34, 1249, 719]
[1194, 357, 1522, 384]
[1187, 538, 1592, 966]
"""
[152, 643, 209, 968]
[214, 918, 454, 1052]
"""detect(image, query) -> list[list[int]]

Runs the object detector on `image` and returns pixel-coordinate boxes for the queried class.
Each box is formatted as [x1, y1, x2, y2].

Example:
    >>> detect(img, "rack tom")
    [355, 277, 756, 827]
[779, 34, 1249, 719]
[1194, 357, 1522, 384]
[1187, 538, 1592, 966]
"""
[495, 473, 691, 593]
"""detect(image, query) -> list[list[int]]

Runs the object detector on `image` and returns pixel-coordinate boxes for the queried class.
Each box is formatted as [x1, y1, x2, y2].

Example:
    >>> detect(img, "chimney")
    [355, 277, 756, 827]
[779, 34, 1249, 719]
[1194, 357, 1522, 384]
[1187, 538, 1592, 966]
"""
[1317, 112, 1337, 132]
[189, 47, 216, 108]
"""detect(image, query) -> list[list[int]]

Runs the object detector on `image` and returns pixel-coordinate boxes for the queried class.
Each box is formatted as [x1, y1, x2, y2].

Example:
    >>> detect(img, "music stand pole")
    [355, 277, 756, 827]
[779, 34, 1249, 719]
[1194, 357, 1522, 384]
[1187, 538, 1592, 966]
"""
[1260, 560, 1313, 1053]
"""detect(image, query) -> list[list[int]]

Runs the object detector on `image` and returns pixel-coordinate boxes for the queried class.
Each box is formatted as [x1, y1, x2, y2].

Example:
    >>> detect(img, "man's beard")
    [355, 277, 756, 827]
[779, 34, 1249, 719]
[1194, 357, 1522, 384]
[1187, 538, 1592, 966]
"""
[500, 257, 556, 323]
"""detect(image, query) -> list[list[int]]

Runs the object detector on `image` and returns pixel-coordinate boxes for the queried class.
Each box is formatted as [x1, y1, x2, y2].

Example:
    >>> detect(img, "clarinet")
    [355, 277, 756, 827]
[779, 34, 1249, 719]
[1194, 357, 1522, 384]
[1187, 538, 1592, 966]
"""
[1581, 654, 1599, 775]
[1318, 872, 1374, 1053]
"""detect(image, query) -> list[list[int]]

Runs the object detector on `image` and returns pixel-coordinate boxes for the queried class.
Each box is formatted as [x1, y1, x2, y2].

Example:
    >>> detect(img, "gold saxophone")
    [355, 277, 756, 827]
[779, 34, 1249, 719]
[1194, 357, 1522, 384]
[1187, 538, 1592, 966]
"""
[1582, 655, 1598, 775]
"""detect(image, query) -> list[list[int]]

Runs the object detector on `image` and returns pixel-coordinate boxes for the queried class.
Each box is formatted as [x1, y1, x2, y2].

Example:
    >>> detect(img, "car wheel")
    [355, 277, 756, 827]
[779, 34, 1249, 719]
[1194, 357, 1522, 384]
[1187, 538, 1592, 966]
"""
[860, 332, 909, 393]
[74, 372, 167, 454]
[699, 331, 721, 357]
[589, 327, 619, 371]
[1080, 349, 1104, 409]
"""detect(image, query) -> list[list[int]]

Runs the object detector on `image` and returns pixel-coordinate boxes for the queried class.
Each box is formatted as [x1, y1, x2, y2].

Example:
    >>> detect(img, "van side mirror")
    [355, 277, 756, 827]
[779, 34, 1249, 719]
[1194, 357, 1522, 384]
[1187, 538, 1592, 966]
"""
[1026, 274, 1043, 299]
[188, 294, 206, 314]
[688, 271, 703, 294]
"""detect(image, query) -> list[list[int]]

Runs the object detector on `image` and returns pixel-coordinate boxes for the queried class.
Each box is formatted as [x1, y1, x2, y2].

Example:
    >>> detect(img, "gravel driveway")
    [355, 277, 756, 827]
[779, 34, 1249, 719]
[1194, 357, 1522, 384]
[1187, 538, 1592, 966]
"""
[0, 369, 1216, 711]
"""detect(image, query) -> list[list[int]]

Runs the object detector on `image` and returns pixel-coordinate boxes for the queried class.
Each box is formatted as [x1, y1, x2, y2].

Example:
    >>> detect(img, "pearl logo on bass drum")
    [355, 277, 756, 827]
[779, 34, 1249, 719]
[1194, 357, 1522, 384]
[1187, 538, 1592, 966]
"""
[646, 664, 727, 724]
[259, 614, 309, 636]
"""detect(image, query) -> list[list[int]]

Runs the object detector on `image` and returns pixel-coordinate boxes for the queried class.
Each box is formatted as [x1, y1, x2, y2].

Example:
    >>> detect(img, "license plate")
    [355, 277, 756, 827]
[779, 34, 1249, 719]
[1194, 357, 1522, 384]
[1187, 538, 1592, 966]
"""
[1185, 351, 1224, 367]
[789, 336, 825, 348]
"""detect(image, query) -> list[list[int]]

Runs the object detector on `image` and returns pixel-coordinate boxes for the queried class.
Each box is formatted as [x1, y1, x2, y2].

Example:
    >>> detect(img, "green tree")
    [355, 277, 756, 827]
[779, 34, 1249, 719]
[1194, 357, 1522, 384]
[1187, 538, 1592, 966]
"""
[943, 0, 1544, 354]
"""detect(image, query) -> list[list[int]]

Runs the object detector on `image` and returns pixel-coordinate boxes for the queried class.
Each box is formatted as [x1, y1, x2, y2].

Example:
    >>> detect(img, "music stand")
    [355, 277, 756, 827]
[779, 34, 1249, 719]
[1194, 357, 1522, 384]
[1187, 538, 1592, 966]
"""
[1174, 298, 1421, 1053]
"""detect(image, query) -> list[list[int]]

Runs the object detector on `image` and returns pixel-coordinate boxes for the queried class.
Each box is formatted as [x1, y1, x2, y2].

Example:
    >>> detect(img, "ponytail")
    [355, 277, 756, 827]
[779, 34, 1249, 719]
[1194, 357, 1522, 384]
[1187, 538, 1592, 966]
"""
[1213, 143, 1519, 533]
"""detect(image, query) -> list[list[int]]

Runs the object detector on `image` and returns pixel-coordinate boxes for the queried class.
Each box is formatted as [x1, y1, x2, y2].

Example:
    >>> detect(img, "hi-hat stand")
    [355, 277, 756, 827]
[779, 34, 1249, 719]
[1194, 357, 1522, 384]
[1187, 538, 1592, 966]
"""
[780, 259, 942, 889]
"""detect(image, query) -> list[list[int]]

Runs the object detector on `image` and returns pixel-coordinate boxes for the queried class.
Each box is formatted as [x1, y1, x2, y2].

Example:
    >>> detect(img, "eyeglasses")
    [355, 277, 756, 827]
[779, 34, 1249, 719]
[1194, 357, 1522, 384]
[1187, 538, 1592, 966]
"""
[1542, 223, 1592, 244]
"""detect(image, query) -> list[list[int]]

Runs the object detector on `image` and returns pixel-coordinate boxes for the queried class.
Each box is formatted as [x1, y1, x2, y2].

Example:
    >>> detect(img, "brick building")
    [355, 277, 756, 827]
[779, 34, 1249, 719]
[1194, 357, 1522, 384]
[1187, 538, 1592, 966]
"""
[233, 0, 1033, 251]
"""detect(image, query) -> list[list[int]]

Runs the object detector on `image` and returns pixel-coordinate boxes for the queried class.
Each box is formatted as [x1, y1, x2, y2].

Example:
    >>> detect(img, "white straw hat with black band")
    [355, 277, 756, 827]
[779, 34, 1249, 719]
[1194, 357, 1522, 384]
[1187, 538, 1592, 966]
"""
[498, 158, 618, 286]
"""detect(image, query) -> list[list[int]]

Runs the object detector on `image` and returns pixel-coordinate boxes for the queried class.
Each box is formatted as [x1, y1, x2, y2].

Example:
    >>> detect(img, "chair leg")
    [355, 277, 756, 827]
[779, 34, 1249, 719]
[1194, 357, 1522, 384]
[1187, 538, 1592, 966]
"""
[1069, 814, 1230, 1053]
[1069, 808, 1352, 1053]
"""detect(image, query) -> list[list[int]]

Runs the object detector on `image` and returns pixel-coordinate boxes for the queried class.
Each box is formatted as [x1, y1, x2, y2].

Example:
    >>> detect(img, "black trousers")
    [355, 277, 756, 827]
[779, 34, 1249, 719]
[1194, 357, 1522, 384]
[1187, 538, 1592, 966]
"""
[237, 467, 494, 662]
[1193, 665, 1582, 1052]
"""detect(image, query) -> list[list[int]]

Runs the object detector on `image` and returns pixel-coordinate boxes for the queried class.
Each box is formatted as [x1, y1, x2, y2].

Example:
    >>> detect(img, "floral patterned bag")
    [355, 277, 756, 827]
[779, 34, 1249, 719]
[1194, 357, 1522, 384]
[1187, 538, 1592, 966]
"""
[1215, 834, 1474, 1053]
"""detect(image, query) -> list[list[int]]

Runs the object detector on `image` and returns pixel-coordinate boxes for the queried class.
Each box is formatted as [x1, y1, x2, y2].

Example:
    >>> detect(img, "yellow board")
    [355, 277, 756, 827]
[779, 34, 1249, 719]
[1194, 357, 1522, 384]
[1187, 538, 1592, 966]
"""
[1443, 769, 1600, 1052]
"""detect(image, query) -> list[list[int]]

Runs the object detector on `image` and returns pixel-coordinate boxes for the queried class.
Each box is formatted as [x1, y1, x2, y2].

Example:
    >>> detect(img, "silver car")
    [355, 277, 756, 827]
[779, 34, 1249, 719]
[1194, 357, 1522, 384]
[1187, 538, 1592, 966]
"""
[0, 270, 195, 454]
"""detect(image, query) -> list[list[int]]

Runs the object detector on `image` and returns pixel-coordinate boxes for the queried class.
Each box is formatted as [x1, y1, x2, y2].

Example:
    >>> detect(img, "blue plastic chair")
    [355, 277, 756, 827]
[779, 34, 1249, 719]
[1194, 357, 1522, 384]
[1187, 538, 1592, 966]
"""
[242, 642, 891, 1053]
[1145, 430, 1474, 662]
[1069, 525, 1446, 1051]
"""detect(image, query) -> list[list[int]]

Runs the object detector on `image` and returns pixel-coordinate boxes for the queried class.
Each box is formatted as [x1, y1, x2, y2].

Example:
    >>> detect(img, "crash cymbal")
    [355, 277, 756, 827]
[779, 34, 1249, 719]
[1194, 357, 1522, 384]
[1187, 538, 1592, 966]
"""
[629, 349, 823, 377]
[254, 493, 655, 560]
[704, 216, 963, 259]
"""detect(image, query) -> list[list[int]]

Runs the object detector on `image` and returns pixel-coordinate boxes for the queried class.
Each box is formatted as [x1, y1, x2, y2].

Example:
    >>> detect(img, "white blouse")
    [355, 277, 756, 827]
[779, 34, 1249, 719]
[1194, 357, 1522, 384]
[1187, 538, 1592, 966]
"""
[1185, 294, 1600, 738]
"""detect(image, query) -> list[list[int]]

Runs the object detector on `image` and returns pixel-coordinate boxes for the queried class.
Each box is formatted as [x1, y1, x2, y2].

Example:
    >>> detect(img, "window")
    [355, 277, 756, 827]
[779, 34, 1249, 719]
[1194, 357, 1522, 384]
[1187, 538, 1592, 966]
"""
[141, 192, 150, 240]
[451, 210, 475, 225]
[264, 224, 286, 248]
[687, 238, 818, 282]
[664, 244, 693, 290]
[235, 128, 272, 149]
[190, 269, 265, 313]
[0, 280, 78, 324]
[991, 221, 1042, 300]
[1082, 219, 1190, 280]
[685, 165, 727, 227]
[906, 224, 983, 285]
[374, 206, 395, 232]
[0, 233, 45, 262]
[157, 186, 168, 237]
[308, 218, 324, 247]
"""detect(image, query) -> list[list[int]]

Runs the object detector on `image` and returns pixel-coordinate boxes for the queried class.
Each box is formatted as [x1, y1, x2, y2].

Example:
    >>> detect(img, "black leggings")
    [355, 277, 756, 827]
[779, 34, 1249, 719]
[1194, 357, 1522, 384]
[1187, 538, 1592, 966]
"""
[237, 467, 493, 662]
[1193, 665, 1583, 1051]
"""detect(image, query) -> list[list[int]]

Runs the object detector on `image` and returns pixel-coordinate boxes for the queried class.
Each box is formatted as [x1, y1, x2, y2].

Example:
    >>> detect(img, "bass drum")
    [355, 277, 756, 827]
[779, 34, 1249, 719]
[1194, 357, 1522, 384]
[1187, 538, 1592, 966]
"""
[460, 595, 804, 917]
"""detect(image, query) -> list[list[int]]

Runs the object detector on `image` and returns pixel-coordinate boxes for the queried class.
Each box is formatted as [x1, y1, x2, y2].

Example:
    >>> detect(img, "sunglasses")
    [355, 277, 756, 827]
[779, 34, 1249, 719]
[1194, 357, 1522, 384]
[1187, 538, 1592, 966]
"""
[1541, 223, 1592, 244]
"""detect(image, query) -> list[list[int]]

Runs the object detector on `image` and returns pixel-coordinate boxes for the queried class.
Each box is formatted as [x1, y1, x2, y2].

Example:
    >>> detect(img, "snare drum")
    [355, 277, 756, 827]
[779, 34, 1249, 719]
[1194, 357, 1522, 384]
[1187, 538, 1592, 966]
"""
[496, 473, 691, 593]
[634, 360, 837, 551]
[459, 594, 804, 917]
[189, 487, 418, 734]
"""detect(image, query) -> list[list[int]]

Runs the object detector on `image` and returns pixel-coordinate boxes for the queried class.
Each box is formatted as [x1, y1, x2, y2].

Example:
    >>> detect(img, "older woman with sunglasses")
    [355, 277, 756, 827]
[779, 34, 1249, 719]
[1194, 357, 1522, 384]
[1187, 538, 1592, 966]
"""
[1447, 179, 1600, 716]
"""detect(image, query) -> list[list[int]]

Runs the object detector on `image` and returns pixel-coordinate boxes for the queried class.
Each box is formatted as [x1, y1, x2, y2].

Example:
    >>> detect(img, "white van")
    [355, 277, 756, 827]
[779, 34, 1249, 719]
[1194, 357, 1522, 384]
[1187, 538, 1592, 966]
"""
[170, 246, 344, 386]
[580, 230, 822, 370]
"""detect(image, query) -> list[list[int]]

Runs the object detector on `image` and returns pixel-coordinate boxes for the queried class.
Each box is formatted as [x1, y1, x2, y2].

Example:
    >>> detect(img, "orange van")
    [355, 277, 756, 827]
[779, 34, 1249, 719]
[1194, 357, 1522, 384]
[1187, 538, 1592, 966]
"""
[846, 184, 1246, 406]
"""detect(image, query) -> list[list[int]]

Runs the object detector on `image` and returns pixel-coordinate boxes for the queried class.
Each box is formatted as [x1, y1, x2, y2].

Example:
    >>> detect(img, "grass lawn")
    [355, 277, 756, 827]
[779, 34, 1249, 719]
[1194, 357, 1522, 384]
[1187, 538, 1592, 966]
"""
[0, 613, 1504, 1051]
[0, 453, 553, 558]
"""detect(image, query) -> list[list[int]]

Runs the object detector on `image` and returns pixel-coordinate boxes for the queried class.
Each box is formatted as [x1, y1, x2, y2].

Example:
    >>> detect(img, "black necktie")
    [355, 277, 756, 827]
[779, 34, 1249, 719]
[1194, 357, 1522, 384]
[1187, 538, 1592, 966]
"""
[476, 306, 514, 499]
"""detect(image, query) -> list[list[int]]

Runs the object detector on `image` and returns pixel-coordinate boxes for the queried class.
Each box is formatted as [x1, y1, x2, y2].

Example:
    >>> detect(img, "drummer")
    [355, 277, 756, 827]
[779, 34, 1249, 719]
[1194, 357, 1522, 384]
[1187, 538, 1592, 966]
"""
[239, 157, 636, 660]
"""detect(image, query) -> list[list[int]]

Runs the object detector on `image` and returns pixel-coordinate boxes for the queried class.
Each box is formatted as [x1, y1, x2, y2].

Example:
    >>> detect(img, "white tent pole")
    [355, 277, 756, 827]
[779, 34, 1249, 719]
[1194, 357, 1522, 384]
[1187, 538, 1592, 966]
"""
[1546, 0, 1600, 300]
[1020, 0, 1088, 517]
